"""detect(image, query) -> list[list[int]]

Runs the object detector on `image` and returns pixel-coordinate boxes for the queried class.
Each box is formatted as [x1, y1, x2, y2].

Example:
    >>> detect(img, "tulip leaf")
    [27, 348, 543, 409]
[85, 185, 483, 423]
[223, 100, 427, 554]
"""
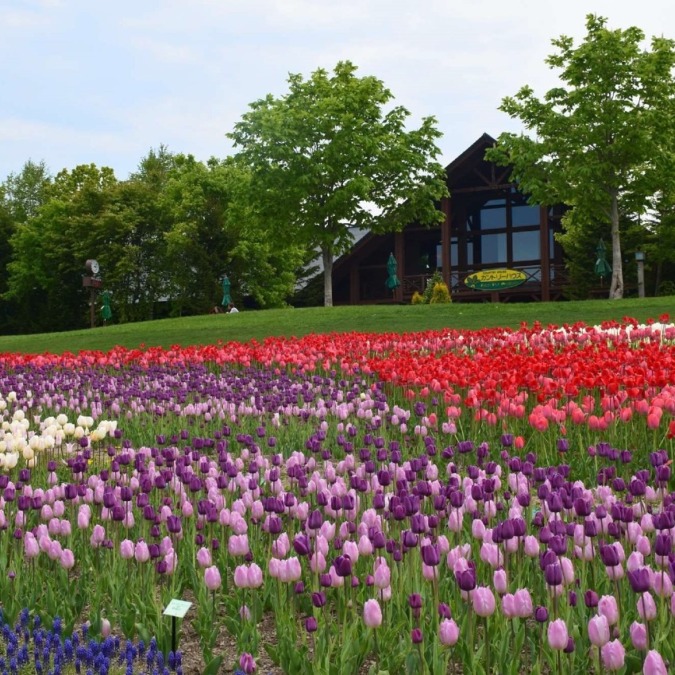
[203, 655, 224, 675]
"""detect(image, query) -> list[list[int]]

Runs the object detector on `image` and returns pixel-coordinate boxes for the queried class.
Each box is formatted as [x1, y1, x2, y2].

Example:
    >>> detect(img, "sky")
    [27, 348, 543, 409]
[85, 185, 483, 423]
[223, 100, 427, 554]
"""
[1, 0, 673, 182]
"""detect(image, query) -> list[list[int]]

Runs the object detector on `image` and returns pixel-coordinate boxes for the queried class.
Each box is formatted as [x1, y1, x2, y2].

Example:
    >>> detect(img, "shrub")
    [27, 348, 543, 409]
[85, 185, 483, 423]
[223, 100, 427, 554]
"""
[430, 281, 452, 304]
[412, 271, 452, 304]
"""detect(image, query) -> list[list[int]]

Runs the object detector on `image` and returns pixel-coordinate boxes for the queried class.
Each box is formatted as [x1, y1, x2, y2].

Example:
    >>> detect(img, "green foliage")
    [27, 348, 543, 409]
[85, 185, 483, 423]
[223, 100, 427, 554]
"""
[430, 281, 452, 304]
[228, 60, 449, 306]
[411, 291, 424, 305]
[422, 271, 444, 304]
[486, 14, 675, 300]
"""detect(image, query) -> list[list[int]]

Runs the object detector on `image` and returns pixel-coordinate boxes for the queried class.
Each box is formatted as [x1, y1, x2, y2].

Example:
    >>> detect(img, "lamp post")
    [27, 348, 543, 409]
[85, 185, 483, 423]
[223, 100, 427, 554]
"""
[635, 251, 645, 299]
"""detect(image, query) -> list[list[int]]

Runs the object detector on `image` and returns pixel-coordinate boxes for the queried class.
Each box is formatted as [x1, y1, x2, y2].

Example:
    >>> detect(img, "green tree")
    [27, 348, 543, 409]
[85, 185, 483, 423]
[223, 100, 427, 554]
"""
[5, 164, 132, 332]
[486, 15, 675, 299]
[162, 155, 303, 314]
[1, 159, 52, 223]
[228, 60, 448, 306]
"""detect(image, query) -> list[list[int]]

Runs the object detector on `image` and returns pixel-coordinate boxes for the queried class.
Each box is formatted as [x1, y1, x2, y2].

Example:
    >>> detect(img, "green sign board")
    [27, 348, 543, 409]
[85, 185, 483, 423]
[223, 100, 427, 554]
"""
[465, 269, 528, 291]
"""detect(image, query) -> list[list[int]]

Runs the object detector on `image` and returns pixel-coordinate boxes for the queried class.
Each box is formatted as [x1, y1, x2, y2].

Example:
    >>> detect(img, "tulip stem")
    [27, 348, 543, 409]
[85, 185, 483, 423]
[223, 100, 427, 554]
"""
[641, 594, 651, 650]
[485, 617, 490, 674]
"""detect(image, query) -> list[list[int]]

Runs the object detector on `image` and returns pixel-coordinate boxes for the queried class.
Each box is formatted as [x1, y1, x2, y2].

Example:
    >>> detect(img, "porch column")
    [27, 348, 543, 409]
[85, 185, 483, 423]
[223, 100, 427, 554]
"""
[540, 206, 550, 301]
[394, 231, 405, 303]
[441, 196, 452, 290]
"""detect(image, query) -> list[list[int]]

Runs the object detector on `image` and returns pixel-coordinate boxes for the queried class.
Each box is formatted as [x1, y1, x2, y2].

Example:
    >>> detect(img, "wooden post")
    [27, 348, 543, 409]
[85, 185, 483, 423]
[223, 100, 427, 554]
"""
[394, 231, 405, 303]
[441, 197, 452, 290]
[540, 206, 550, 301]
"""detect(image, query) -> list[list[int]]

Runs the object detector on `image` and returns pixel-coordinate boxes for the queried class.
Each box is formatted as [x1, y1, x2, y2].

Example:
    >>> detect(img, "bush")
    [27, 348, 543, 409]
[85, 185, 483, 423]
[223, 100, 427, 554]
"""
[430, 281, 452, 304]
[411, 271, 452, 304]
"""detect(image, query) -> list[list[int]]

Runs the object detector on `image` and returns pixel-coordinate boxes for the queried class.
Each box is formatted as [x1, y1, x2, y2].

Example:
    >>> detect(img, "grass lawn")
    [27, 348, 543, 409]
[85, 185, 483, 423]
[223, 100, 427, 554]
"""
[1, 295, 673, 354]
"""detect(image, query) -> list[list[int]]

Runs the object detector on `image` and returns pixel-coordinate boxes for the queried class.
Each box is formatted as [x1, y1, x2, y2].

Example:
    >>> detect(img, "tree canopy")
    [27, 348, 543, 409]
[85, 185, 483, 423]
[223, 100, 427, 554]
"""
[228, 60, 449, 306]
[486, 14, 675, 299]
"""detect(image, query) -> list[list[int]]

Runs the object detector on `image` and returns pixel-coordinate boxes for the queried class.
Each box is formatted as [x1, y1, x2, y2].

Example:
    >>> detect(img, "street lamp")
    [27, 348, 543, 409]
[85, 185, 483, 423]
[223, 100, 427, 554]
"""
[635, 251, 645, 299]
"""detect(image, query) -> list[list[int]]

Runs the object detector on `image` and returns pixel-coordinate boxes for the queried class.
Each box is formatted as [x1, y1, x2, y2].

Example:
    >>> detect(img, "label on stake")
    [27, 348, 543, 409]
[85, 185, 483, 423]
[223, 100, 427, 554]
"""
[163, 599, 192, 618]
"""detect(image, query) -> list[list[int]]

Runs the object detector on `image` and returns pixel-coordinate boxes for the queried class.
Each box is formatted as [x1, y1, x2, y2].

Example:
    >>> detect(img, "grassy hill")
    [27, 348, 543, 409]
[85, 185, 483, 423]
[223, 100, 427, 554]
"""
[1, 296, 672, 355]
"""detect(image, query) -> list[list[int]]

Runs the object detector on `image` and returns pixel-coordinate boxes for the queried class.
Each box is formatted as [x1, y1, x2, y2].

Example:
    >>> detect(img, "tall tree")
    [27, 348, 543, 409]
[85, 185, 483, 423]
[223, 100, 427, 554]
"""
[228, 61, 448, 306]
[1, 159, 52, 223]
[486, 15, 675, 299]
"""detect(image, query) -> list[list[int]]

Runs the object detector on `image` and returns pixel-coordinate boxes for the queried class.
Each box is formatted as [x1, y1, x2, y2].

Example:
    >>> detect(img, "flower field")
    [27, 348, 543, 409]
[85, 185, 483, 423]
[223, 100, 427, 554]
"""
[1, 318, 674, 674]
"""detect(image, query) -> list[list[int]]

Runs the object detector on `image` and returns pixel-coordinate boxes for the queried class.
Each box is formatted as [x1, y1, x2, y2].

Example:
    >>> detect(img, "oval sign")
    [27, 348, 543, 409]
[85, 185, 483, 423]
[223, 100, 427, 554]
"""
[465, 269, 528, 291]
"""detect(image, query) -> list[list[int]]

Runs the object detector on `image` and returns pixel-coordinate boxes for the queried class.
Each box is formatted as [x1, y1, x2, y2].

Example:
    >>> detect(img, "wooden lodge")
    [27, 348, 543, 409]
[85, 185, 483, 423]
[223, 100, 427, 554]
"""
[331, 134, 567, 304]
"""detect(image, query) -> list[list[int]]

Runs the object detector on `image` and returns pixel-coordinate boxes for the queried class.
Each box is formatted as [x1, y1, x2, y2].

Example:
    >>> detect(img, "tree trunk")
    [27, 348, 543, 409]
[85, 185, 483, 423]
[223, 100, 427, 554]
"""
[609, 192, 624, 299]
[322, 247, 334, 307]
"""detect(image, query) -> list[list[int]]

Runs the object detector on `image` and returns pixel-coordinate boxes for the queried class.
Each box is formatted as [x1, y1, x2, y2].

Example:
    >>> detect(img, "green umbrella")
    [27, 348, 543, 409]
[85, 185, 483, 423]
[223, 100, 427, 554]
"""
[221, 275, 232, 307]
[100, 291, 112, 322]
[385, 253, 401, 293]
[594, 239, 612, 281]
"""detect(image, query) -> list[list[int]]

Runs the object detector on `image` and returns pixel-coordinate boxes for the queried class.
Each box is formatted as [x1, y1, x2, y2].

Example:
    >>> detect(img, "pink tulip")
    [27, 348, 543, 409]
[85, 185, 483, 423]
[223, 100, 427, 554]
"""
[247, 563, 263, 588]
[630, 621, 648, 651]
[234, 565, 249, 588]
[472, 586, 496, 617]
[513, 588, 533, 618]
[547, 619, 568, 650]
[59, 548, 75, 570]
[373, 563, 390, 589]
[501, 593, 516, 619]
[101, 618, 111, 638]
[523, 535, 540, 557]
[363, 599, 382, 628]
[439, 618, 459, 646]
[588, 613, 610, 647]
[493, 569, 508, 595]
[196, 547, 212, 568]
[228, 534, 249, 557]
[637, 592, 657, 622]
[23, 533, 39, 559]
[135, 540, 150, 563]
[120, 539, 135, 560]
[204, 565, 222, 591]
[601, 639, 625, 671]
[643, 650, 668, 675]
[598, 595, 619, 625]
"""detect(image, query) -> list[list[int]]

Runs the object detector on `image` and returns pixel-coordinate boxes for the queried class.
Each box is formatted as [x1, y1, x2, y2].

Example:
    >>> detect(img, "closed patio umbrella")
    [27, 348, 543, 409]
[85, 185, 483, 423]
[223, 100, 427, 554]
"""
[100, 291, 112, 323]
[221, 274, 232, 308]
[385, 253, 401, 294]
[594, 239, 612, 282]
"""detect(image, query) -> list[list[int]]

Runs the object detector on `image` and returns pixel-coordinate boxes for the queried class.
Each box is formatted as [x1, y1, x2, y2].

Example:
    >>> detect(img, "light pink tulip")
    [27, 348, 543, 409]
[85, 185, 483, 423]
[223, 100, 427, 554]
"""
[439, 618, 459, 646]
[547, 619, 568, 650]
[588, 614, 610, 647]
[363, 599, 382, 628]
[601, 639, 625, 671]
[472, 586, 496, 617]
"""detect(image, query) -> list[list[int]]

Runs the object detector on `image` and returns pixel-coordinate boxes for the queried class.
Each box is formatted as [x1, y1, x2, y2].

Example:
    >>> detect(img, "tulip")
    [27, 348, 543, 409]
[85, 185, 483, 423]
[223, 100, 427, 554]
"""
[598, 595, 619, 625]
[588, 614, 610, 647]
[439, 618, 459, 646]
[472, 586, 496, 617]
[363, 599, 382, 628]
[643, 650, 668, 675]
[637, 592, 657, 622]
[630, 621, 648, 651]
[601, 639, 625, 671]
[204, 565, 222, 591]
[547, 618, 568, 650]
[239, 652, 256, 674]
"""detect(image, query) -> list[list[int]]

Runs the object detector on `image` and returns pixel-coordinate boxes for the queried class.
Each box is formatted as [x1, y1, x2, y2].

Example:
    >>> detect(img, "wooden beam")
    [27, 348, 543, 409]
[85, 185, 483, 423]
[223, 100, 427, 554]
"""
[451, 183, 515, 195]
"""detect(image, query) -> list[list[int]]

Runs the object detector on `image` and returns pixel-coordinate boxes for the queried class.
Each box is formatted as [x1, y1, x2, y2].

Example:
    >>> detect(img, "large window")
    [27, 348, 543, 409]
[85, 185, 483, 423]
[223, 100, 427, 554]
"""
[460, 193, 541, 267]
